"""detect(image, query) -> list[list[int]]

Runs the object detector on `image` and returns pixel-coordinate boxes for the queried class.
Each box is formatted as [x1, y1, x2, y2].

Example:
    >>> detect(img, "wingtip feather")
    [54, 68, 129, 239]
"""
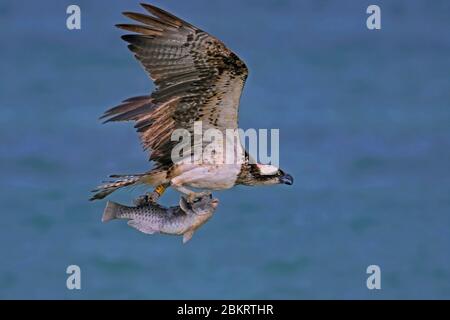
[140, 3, 193, 28]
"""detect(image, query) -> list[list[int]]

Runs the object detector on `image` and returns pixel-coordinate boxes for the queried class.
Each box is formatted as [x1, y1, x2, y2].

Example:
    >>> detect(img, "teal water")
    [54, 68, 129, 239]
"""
[1, 0, 450, 299]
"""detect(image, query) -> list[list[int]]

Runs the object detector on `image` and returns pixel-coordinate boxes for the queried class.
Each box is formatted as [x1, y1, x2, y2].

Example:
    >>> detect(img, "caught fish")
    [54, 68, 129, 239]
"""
[102, 195, 219, 243]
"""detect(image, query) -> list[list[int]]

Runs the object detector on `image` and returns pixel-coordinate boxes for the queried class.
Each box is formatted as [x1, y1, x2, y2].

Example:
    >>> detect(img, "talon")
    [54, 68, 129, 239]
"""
[134, 194, 150, 207]
[187, 193, 198, 204]
[134, 185, 168, 206]
[203, 191, 212, 199]
[186, 191, 212, 204]
[147, 184, 168, 204]
[148, 192, 160, 203]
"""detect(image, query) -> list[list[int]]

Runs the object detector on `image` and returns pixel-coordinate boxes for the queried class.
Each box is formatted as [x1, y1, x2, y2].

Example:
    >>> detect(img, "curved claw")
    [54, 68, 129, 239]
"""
[186, 191, 212, 204]
[133, 194, 149, 207]
[133, 192, 160, 207]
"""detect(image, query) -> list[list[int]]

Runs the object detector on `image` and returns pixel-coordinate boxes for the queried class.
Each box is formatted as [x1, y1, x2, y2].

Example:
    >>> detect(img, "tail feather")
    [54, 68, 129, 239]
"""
[90, 175, 142, 201]
[89, 170, 168, 201]
[102, 201, 121, 222]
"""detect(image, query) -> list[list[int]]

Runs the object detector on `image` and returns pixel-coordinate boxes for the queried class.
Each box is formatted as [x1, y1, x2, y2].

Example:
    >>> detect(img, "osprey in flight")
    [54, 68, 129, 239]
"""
[91, 3, 293, 203]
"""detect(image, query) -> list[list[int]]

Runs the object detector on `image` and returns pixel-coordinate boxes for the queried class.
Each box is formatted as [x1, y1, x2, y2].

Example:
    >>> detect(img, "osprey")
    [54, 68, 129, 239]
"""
[91, 3, 293, 203]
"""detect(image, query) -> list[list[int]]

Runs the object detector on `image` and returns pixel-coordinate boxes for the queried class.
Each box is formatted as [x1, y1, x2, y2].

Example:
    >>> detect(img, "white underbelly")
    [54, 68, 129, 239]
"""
[171, 164, 241, 191]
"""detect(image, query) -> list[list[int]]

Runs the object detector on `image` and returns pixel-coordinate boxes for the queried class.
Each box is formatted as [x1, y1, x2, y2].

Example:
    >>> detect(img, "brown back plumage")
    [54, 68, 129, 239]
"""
[101, 3, 249, 169]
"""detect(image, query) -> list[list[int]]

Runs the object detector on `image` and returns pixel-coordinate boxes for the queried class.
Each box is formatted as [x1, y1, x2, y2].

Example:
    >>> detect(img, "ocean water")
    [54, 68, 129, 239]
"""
[1, 0, 449, 299]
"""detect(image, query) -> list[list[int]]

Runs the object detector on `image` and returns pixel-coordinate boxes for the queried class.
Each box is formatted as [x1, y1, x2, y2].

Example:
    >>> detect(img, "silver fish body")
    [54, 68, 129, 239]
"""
[102, 195, 219, 243]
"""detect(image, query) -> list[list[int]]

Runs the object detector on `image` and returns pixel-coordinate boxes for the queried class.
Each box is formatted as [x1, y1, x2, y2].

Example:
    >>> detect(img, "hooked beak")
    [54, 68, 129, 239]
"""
[279, 173, 294, 185]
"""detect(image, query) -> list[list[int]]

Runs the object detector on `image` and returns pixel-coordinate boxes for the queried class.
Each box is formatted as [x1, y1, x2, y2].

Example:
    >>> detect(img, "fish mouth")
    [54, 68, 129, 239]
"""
[279, 173, 294, 185]
[210, 198, 219, 209]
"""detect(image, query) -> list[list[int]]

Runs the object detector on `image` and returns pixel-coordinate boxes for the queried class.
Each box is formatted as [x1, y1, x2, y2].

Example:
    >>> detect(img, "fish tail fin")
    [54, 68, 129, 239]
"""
[102, 201, 121, 222]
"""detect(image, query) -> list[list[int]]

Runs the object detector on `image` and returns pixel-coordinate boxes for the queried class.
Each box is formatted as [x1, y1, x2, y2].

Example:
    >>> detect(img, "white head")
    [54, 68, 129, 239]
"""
[237, 163, 294, 186]
[256, 164, 279, 176]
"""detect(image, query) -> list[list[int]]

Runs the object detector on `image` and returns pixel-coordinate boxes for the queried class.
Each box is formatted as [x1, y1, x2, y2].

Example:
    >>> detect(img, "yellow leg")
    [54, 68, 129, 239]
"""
[154, 184, 167, 197]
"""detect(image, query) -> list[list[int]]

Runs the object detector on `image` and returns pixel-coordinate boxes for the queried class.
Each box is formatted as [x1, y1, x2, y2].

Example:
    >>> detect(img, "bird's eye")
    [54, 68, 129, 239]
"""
[193, 198, 201, 203]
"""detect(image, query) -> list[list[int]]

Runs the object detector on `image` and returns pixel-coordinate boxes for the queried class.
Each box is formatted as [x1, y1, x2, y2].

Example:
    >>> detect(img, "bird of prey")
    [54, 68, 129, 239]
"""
[91, 3, 293, 204]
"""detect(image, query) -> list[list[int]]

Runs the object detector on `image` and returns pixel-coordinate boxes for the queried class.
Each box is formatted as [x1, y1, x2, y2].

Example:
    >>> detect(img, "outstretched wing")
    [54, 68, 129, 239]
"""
[101, 3, 248, 169]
